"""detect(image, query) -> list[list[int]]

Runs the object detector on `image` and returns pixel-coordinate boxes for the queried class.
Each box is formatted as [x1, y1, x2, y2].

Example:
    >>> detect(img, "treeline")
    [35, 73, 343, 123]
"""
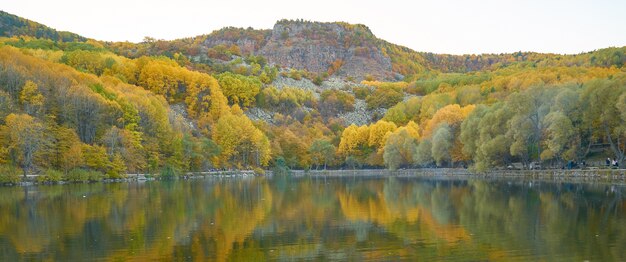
[1, 40, 624, 178]
[0, 11, 86, 42]
[253, 65, 625, 171]
[0, 18, 625, 179]
[338, 75, 626, 171]
[0, 44, 271, 183]
[3, 10, 626, 81]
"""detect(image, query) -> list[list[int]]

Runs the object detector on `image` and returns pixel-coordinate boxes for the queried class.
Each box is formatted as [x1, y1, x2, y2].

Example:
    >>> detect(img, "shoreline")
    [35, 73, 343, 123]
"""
[291, 168, 626, 184]
[2, 168, 625, 187]
[10, 170, 261, 187]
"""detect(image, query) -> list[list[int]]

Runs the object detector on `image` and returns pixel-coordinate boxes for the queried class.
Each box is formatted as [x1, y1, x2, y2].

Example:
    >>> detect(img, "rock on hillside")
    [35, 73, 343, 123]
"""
[260, 20, 393, 80]
[339, 99, 386, 126]
[201, 27, 271, 55]
[200, 20, 394, 80]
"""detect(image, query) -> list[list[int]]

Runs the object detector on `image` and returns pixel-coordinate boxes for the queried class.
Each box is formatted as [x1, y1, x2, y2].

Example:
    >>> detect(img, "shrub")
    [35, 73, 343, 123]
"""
[0, 165, 21, 184]
[65, 169, 88, 182]
[65, 169, 103, 183]
[319, 89, 355, 117]
[87, 170, 104, 182]
[365, 87, 404, 109]
[353, 86, 372, 100]
[271, 156, 290, 176]
[37, 169, 63, 184]
[160, 164, 180, 180]
[253, 167, 265, 176]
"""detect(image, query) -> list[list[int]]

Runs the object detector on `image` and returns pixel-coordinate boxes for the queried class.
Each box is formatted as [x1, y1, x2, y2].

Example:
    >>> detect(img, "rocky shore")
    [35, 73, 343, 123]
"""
[9, 170, 262, 187]
[291, 168, 626, 184]
[4, 168, 625, 187]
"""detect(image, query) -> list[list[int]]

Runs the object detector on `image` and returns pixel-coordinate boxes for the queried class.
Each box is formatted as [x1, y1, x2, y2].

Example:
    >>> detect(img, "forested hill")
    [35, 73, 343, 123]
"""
[3, 11, 624, 81]
[105, 19, 626, 81]
[0, 11, 624, 181]
[0, 11, 86, 42]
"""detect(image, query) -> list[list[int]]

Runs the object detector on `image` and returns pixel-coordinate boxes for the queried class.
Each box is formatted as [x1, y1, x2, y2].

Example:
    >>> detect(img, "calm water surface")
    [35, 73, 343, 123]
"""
[0, 176, 625, 261]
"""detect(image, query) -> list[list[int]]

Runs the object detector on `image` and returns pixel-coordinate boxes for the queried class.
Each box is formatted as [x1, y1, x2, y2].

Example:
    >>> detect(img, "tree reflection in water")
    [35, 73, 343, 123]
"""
[0, 177, 624, 261]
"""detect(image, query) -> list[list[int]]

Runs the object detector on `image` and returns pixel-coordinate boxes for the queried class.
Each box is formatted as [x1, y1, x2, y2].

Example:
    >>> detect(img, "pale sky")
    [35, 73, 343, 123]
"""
[2, 0, 626, 55]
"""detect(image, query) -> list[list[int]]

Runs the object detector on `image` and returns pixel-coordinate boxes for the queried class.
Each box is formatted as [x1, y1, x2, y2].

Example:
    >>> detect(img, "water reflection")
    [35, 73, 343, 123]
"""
[0, 177, 624, 261]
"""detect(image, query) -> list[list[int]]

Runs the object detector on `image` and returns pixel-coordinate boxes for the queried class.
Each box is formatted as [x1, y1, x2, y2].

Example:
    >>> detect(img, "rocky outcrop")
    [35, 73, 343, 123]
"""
[260, 21, 393, 80]
[200, 20, 395, 80]
[271, 76, 319, 92]
[339, 99, 387, 126]
[201, 27, 271, 55]
[245, 107, 275, 124]
[204, 38, 259, 54]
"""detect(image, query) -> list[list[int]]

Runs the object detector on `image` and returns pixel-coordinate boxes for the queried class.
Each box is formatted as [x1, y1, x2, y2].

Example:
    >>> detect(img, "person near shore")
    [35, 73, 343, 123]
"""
[606, 158, 611, 166]
[613, 159, 619, 168]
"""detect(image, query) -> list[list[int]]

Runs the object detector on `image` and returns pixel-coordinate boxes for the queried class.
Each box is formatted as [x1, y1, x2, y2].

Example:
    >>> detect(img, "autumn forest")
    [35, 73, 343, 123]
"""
[0, 11, 625, 183]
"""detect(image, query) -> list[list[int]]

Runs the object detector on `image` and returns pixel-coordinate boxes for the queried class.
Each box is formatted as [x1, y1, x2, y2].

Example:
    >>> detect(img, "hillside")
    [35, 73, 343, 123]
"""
[0, 11, 85, 42]
[106, 19, 626, 81]
[0, 10, 624, 180]
[2, 11, 625, 81]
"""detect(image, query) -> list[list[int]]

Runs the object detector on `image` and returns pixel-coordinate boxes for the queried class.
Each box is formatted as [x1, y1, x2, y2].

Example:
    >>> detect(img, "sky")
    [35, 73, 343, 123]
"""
[2, 0, 626, 55]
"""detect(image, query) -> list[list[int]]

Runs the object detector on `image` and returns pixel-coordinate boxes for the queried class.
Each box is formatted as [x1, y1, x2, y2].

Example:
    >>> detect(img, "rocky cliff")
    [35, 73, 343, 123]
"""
[202, 20, 395, 80]
[259, 21, 393, 80]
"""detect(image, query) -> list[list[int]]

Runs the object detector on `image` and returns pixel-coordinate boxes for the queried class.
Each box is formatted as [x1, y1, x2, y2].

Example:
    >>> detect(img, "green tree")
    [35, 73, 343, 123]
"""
[580, 79, 626, 163]
[431, 124, 453, 167]
[308, 139, 335, 170]
[414, 139, 433, 167]
[505, 88, 553, 166]
[383, 128, 417, 170]
[541, 111, 577, 162]
[365, 86, 404, 109]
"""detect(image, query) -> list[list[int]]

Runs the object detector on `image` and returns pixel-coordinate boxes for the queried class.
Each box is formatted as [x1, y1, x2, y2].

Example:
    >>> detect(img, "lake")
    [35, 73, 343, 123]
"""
[0, 175, 624, 261]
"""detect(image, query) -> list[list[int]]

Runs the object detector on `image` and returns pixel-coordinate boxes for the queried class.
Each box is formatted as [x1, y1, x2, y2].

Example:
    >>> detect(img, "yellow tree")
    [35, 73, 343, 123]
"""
[404, 121, 420, 140]
[217, 72, 262, 108]
[337, 124, 372, 165]
[424, 104, 475, 163]
[337, 125, 360, 157]
[101, 126, 146, 173]
[212, 111, 271, 168]
[424, 104, 463, 137]
[82, 144, 110, 172]
[19, 80, 44, 116]
[1, 114, 46, 176]
[368, 120, 397, 148]
[51, 126, 84, 172]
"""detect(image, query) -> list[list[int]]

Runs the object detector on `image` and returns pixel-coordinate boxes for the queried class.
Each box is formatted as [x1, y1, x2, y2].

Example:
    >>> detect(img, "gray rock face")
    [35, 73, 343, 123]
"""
[260, 21, 393, 80]
[339, 99, 387, 126]
[320, 77, 366, 91]
[169, 104, 196, 132]
[271, 76, 318, 92]
[200, 21, 395, 81]
[245, 107, 275, 124]
[204, 38, 259, 54]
